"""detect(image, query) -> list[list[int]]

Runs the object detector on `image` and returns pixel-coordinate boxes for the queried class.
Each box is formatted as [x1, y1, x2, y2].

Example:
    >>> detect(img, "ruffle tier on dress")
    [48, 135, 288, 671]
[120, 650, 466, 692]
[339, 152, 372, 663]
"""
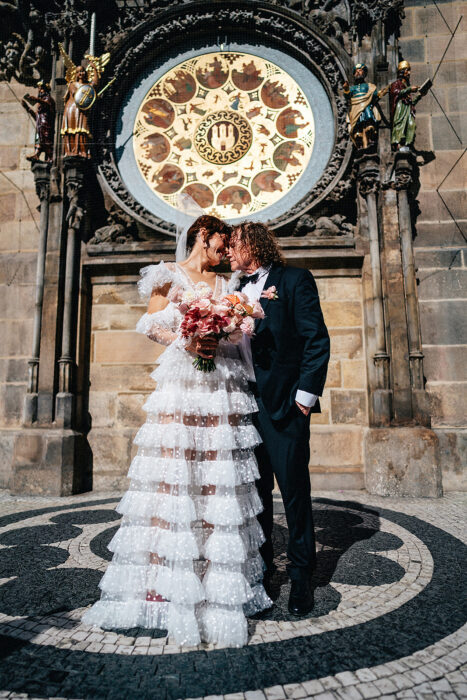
[83, 262, 272, 647]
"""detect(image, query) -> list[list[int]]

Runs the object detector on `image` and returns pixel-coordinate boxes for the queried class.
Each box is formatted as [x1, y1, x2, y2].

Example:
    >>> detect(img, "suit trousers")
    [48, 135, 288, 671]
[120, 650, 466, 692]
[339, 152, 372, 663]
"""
[253, 395, 317, 582]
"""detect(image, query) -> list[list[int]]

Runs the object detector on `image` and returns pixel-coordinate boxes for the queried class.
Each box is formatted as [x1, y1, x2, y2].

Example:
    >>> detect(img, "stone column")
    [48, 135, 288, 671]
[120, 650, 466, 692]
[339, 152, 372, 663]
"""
[12, 156, 91, 496]
[394, 152, 430, 424]
[56, 157, 87, 428]
[364, 151, 442, 498]
[357, 155, 391, 426]
[23, 162, 51, 425]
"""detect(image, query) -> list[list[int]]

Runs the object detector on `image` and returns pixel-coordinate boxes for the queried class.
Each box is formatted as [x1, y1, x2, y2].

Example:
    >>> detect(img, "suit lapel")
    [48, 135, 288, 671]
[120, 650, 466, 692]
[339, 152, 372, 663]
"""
[255, 264, 284, 333]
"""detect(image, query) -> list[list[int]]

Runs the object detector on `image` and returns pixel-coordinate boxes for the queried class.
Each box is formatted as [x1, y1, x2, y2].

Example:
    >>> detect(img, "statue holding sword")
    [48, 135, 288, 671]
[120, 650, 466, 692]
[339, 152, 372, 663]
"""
[59, 43, 115, 158]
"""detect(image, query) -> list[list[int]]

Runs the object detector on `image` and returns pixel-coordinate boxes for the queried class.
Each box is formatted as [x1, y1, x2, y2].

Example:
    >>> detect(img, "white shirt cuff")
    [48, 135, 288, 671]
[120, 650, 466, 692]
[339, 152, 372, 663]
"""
[295, 390, 319, 408]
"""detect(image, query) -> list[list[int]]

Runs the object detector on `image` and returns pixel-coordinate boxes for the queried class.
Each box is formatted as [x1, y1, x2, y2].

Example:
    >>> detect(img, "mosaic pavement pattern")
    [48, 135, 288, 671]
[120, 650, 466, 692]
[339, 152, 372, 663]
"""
[0, 490, 465, 700]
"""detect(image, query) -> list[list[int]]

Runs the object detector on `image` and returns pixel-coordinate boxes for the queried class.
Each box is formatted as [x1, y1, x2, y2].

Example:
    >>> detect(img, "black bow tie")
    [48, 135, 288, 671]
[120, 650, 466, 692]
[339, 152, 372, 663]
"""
[239, 272, 260, 289]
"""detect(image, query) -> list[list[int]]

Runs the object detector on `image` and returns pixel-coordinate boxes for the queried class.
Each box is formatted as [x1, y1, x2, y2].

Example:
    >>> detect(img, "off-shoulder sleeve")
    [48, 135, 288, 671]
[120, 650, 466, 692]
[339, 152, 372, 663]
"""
[137, 261, 175, 301]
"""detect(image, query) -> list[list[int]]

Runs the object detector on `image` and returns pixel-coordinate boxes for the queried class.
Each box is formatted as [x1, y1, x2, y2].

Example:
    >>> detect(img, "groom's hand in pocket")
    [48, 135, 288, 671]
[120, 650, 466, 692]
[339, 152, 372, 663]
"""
[296, 401, 311, 416]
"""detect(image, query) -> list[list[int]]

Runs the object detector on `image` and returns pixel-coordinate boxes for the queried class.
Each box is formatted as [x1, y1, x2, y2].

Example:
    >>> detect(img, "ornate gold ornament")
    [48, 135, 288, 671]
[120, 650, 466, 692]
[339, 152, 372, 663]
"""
[133, 52, 316, 219]
[194, 110, 252, 164]
[59, 44, 110, 87]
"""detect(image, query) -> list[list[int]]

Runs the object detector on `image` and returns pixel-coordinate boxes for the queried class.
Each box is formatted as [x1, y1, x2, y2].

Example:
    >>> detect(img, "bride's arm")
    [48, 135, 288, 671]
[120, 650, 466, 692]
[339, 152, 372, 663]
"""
[138, 286, 215, 358]
[136, 283, 182, 347]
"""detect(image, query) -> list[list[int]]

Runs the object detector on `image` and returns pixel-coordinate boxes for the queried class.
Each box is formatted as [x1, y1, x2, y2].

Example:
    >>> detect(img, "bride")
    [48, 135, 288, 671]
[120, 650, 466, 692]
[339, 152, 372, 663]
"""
[83, 213, 272, 647]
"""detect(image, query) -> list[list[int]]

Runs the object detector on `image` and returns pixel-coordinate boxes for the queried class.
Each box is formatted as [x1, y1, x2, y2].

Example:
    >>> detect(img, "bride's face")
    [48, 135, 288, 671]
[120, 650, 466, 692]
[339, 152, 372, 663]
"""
[201, 231, 226, 267]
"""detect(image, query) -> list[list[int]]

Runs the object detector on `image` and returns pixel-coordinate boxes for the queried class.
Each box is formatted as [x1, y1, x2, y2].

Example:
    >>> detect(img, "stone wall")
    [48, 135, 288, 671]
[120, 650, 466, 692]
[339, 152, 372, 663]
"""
[309, 276, 367, 491]
[400, 0, 467, 489]
[88, 279, 163, 491]
[0, 81, 36, 488]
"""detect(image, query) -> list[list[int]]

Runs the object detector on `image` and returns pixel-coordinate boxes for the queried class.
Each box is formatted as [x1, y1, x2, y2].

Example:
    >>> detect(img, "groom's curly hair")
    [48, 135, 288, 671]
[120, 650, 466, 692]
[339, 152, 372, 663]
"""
[232, 221, 285, 267]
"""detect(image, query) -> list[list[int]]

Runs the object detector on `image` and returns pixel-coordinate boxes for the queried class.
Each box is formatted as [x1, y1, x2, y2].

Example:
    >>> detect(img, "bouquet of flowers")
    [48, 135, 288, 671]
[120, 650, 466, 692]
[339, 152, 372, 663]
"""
[168, 284, 264, 371]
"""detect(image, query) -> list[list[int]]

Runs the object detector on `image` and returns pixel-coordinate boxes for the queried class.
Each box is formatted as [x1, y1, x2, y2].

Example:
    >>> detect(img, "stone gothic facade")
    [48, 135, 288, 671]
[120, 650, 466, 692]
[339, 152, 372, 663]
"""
[0, 0, 465, 496]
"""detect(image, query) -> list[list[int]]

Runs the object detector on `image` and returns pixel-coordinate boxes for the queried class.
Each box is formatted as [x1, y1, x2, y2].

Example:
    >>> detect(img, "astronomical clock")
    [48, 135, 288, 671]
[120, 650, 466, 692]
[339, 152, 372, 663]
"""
[115, 43, 337, 229]
[133, 52, 315, 220]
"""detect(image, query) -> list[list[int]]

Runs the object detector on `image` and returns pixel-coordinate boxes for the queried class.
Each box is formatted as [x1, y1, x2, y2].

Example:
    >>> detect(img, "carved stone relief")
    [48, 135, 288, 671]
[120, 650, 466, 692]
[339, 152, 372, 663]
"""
[0, 0, 406, 88]
[94, 3, 354, 235]
[293, 212, 354, 237]
[88, 205, 139, 245]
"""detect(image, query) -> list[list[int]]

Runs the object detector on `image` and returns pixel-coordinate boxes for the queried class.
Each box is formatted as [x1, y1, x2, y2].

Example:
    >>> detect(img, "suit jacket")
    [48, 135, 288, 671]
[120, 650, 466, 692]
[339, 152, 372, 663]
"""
[251, 264, 330, 421]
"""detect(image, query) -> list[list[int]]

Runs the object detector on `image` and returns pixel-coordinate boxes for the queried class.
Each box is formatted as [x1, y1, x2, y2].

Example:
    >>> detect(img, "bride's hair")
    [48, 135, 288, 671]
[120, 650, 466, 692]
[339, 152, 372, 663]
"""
[232, 221, 285, 267]
[186, 215, 232, 253]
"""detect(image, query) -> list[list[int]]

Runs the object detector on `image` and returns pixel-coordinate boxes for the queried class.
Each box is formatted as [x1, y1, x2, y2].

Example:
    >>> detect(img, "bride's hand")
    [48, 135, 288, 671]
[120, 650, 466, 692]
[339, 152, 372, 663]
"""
[186, 336, 219, 359]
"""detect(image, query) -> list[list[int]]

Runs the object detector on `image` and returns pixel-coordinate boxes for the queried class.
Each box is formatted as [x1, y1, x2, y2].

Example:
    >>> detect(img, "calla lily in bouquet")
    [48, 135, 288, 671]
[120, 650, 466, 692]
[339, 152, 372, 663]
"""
[168, 285, 264, 372]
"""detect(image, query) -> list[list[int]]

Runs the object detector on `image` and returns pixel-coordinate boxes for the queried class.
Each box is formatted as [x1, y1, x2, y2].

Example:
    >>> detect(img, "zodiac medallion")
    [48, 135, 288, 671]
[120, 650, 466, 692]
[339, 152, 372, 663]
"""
[133, 52, 316, 219]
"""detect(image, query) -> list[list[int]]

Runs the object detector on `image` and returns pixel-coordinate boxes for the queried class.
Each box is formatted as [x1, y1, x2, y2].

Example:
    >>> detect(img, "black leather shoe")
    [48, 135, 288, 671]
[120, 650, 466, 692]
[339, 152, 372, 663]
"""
[262, 565, 278, 600]
[288, 579, 314, 616]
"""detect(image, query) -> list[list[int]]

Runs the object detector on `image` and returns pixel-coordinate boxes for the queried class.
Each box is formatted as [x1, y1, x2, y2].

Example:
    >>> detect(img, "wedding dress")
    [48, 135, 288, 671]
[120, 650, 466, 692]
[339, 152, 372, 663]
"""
[83, 261, 271, 647]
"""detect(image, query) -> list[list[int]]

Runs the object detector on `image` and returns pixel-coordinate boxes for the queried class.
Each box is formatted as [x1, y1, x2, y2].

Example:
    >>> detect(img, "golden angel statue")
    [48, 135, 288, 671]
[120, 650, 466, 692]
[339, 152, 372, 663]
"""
[59, 44, 110, 158]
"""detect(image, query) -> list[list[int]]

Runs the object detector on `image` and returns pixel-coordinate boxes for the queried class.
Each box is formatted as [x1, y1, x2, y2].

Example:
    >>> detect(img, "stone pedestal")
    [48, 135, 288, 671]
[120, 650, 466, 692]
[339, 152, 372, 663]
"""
[364, 427, 442, 497]
[11, 428, 92, 496]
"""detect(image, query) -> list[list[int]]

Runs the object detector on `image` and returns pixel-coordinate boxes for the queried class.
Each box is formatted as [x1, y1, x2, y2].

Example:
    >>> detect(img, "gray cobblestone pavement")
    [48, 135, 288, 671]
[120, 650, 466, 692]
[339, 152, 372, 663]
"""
[0, 490, 465, 700]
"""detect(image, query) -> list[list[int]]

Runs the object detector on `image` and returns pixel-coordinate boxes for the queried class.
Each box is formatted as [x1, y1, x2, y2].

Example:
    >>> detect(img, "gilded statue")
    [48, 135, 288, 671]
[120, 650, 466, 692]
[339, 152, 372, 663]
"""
[58, 44, 111, 158]
[343, 63, 388, 151]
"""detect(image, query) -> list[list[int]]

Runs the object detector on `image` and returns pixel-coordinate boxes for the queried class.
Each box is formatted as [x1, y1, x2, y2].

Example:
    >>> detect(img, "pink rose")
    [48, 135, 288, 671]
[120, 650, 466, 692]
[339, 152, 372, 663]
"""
[194, 298, 212, 316]
[240, 316, 255, 336]
[261, 286, 278, 300]
[235, 292, 249, 304]
[251, 301, 265, 318]
[223, 319, 238, 334]
[212, 303, 230, 316]
[197, 319, 212, 336]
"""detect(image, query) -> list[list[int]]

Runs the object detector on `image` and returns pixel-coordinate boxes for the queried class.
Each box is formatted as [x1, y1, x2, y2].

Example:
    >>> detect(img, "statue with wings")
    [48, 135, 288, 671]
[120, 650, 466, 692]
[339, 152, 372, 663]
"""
[59, 44, 111, 158]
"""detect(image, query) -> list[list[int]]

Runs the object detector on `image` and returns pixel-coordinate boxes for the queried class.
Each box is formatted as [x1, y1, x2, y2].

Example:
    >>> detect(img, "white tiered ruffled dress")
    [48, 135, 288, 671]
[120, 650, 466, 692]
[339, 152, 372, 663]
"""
[83, 262, 271, 647]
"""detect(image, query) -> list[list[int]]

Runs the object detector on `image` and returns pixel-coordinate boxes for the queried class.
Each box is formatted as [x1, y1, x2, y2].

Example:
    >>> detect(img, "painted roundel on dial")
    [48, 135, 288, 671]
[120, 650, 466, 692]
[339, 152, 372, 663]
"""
[132, 51, 316, 220]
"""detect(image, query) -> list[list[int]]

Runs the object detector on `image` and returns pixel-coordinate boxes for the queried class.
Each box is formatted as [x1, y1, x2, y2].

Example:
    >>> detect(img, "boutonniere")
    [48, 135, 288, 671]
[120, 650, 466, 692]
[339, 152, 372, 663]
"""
[261, 286, 278, 300]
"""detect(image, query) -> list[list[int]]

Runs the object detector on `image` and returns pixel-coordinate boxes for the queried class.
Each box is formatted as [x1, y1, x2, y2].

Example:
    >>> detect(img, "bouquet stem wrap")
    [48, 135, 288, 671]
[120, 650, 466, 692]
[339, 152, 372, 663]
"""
[193, 354, 216, 372]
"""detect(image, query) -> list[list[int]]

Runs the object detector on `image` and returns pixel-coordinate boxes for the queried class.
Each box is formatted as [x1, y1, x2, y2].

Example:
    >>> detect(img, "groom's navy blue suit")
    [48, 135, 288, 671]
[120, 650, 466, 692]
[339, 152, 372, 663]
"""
[250, 263, 330, 581]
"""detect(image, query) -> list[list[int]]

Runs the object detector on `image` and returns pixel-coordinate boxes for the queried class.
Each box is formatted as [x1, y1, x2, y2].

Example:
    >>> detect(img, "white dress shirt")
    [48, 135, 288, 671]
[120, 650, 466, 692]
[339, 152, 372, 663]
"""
[239, 267, 318, 409]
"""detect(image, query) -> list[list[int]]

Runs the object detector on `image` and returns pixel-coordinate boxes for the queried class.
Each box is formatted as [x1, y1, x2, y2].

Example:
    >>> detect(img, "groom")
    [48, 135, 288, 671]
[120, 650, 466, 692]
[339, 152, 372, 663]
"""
[227, 221, 330, 615]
